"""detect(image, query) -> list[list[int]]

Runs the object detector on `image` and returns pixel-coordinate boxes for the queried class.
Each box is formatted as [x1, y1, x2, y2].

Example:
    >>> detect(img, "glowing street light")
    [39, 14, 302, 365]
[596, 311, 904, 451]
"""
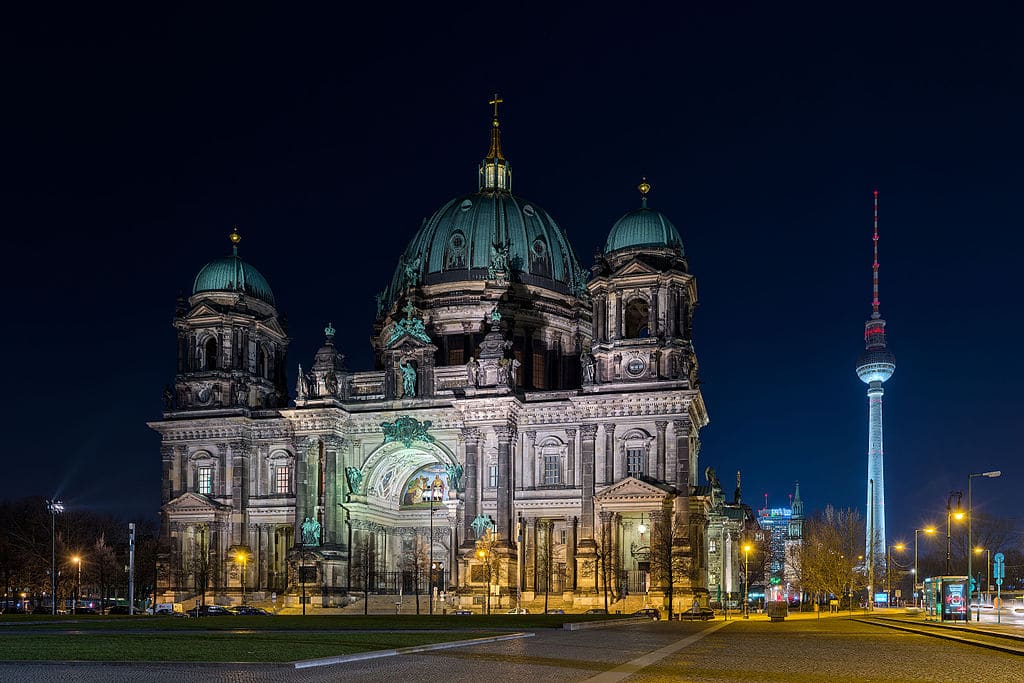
[887, 543, 905, 604]
[72, 556, 81, 615]
[945, 492, 963, 575]
[967, 470, 1000, 619]
[743, 543, 753, 619]
[234, 550, 249, 605]
[46, 500, 63, 615]
[914, 527, 936, 606]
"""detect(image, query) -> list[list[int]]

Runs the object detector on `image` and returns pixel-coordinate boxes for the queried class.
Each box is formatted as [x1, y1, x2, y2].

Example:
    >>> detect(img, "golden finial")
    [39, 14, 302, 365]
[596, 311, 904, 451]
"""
[486, 93, 505, 160]
[229, 225, 242, 245]
[638, 178, 651, 208]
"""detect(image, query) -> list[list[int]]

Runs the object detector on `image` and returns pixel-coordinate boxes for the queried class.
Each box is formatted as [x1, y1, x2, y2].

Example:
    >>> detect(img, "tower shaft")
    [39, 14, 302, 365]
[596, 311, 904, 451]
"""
[865, 383, 885, 562]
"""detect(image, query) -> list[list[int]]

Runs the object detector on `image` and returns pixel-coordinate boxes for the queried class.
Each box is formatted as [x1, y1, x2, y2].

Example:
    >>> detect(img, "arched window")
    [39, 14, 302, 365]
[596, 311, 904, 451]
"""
[204, 337, 218, 371]
[625, 298, 650, 338]
[621, 429, 652, 479]
[538, 438, 565, 486]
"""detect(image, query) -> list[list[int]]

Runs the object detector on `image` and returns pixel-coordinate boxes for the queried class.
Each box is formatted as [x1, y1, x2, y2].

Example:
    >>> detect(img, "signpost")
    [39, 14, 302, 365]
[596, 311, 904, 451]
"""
[993, 553, 1005, 624]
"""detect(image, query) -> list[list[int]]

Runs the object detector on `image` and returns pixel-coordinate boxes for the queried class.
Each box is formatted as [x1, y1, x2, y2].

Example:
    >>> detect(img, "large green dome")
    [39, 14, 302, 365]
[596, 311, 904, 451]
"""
[605, 207, 684, 254]
[193, 236, 276, 306]
[386, 191, 587, 301]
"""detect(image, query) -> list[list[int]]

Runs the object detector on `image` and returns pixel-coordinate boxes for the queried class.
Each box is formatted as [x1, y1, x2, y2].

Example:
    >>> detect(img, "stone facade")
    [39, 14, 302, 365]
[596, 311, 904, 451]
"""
[151, 112, 716, 613]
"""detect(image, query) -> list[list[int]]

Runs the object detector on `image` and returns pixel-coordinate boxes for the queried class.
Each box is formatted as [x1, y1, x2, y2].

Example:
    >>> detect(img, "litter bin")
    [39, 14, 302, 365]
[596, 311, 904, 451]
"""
[767, 601, 788, 622]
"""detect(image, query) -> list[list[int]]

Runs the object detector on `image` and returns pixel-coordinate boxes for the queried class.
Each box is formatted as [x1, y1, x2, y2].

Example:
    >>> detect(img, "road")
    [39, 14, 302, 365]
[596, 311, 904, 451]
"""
[1, 615, 1021, 682]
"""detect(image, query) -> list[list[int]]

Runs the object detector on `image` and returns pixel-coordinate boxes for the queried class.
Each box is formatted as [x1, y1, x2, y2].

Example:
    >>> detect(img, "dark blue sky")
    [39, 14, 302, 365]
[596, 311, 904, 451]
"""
[3, 4, 1020, 545]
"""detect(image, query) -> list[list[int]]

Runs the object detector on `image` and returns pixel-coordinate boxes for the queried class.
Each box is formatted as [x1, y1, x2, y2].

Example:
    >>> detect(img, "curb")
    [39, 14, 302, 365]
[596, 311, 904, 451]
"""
[293, 631, 535, 669]
[564, 617, 655, 631]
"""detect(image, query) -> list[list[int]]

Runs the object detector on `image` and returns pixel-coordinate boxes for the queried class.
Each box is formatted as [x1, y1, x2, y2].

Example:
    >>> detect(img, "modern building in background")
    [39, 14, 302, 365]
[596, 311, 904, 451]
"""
[855, 191, 895, 571]
[150, 101, 718, 612]
[703, 469, 758, 607]
[756, 482, 804, 601]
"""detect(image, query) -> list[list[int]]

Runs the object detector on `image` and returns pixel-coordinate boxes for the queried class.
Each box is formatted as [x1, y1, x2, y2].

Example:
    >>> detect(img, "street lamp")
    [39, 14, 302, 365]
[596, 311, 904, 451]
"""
[72, 556, 81, 615]
[967, 470, 1000, 618]
[974, 547, 991, 614]
[46, 500, 63, 615]
[887, 543, 905, 605]
[945, 491, 963, 575]
[235, 550, 248, 605]
[742, 543, 752, 619]
[914, 527, 936, 606]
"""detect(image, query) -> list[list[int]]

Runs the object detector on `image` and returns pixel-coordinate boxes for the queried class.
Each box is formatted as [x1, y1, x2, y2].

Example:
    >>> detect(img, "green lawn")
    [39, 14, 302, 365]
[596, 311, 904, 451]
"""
[0, 630, 494, 662]
[0, 613, 619, 661]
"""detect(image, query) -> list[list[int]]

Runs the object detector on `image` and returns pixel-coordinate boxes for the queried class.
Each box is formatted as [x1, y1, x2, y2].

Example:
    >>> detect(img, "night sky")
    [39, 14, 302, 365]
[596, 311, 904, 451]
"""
[4, 5, 1020, 546]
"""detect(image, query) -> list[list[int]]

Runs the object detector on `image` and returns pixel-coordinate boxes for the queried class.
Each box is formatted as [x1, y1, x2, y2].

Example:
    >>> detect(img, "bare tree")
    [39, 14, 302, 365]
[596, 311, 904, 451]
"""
[796, 506, 866, 609]
[398, 531, 430, 614]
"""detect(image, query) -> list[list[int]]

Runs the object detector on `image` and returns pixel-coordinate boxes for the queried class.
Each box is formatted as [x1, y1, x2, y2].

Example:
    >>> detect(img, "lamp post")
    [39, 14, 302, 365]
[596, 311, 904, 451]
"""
[46, 500, 63, 615]
[945, 491, 963, 575]
[914, 527, 935, 606]
[742, 543, 752, 619]
[72, 556, 81, 615]
[887, 543, 905, 605]
[235, 550, 248, 605]
[428, 492, 435, 615]
[967, 470, 1000, 619]
[974, 547, 991, 615]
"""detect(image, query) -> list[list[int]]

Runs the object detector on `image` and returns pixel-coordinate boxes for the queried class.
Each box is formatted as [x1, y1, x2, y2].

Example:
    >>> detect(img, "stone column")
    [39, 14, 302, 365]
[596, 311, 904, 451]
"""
[602, 423, 616, 484]
[578, 424, 598, 542]
[565, 428, 577, 487]
[649, 286, 659, 336]
[524, 431, 536, 489]
[461, 427, 480, 547]
[495, 425, 515, 546]
[655, 421, 668, 482]
[672, 419, 689, 487]
[323, 438, 341, 546]
[565, 515, 577, 592]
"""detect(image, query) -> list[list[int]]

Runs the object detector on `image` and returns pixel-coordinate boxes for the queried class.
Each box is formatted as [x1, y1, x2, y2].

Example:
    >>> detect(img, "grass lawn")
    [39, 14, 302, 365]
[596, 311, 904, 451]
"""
[0, 630, 497, 662]
[0, 613, 624, 661]
[0, 613, 618, 631]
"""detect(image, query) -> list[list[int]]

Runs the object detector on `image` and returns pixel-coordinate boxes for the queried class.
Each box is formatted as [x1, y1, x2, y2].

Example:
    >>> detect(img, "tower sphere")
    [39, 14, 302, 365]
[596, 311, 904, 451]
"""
[856, 347, 895, 384]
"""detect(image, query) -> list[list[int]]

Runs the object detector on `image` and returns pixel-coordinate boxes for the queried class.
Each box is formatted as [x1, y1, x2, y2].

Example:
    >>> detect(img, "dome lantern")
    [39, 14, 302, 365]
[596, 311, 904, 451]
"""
[478, 93, 512, 193]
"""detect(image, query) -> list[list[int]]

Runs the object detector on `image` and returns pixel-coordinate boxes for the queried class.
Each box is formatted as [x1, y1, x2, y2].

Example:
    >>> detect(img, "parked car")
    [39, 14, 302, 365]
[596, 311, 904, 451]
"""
[584, 608, 608, 614]
[506, 607, 530, 614]
[229, 605, 269, 615]
[188, 604, 233, 617]
[631, 608, 661, 621]
[678, 607, 715, 621]
[545, 608, 565, 615]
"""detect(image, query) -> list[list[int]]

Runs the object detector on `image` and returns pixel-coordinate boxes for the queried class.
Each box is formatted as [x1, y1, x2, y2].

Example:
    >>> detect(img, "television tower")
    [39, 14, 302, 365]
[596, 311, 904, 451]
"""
[856, 191, 895, 567]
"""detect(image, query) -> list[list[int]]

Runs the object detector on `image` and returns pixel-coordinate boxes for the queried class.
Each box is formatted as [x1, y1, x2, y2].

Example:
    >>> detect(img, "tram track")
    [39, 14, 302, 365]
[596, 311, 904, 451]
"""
[856, 616, 1024, 656]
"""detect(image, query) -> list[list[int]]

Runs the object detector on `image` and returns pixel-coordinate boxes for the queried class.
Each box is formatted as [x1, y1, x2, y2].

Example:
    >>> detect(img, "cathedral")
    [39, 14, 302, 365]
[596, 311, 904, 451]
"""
[151, 100, 715, 613]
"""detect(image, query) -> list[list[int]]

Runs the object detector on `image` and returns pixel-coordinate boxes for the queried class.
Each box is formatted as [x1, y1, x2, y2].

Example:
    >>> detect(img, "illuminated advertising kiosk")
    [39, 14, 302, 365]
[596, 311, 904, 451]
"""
[923, 576, 968, 622]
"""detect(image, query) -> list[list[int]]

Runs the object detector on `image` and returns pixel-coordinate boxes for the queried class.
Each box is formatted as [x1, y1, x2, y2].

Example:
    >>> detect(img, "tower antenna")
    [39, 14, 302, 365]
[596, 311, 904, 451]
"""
[871, 190, 880, 319]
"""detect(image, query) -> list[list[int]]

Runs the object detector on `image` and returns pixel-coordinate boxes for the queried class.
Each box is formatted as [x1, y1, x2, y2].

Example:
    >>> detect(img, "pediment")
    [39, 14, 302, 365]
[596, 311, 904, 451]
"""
[185, 302, 223, 320]
[163, 492, 230, 513]
[612, 259, 660, 277]
[595, 476, 674, 501]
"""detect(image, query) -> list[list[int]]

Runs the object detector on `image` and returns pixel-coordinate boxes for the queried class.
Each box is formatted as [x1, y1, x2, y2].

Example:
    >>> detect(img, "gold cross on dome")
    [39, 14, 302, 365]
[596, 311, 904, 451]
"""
[489, 93, 503, 119]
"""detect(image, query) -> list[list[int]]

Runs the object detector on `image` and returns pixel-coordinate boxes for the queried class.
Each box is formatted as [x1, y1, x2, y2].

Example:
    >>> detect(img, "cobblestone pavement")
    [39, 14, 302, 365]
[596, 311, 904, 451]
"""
[0, 617, 1020, 683]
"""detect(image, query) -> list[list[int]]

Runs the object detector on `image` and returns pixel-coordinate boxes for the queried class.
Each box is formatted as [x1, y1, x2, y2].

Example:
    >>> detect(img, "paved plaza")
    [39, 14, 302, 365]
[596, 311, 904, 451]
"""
[0, 615, 1020, 682]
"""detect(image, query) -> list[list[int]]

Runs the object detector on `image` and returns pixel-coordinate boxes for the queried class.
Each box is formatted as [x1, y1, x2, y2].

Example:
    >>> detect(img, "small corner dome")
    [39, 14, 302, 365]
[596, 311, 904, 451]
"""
[605, 207, 684, 255]
[192, 231, 276, 306]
